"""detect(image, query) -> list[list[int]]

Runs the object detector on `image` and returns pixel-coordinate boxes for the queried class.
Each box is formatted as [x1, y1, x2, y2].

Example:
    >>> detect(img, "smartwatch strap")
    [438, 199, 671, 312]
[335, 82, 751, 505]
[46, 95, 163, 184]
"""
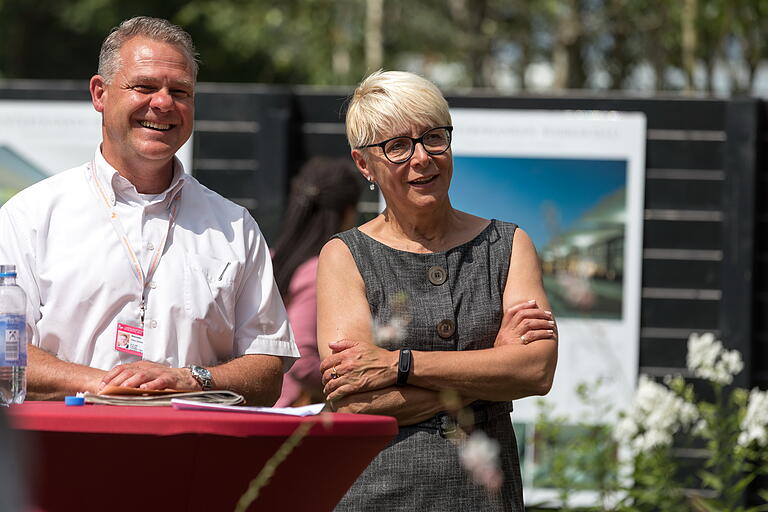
[396, 348, 412, 386]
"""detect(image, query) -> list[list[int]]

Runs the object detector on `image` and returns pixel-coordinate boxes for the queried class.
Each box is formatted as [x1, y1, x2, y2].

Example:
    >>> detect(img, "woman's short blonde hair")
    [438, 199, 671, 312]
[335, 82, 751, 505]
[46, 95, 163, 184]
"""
[345, 70, 452, 149]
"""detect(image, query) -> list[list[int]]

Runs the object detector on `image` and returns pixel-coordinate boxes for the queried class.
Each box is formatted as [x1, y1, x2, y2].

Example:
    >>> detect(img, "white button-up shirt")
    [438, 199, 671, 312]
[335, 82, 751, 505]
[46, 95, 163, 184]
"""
[0, 148, 299, 370]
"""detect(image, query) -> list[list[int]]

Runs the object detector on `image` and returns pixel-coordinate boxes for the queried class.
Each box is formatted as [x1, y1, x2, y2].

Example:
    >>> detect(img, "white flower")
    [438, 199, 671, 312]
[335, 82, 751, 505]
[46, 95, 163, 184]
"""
[460, 431, 503, 491]
[372, 316, 407, 348]
[686, 332, 743, 385]
[614, 375, 699, 455]
[613, 416, 639, 445]
[692, 419, 708, 437]
[738, 388, 768, 448]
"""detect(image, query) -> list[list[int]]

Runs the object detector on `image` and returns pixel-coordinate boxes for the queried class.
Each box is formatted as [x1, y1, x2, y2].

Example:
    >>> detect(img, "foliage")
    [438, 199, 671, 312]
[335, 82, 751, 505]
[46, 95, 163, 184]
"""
[532, 379, 621, 511]
[534, 333, 768, 511]
[0, 0, 766, 94]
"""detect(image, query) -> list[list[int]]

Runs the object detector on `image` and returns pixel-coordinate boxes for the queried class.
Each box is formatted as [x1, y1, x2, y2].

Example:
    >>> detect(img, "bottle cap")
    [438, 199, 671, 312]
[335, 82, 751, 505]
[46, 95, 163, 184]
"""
[0, 264, 17, 277]
[64, 396, 85, 406]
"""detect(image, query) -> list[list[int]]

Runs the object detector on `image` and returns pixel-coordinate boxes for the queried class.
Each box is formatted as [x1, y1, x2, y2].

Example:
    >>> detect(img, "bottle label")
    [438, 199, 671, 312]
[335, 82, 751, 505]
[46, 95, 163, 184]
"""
[0, 314, 26, 367]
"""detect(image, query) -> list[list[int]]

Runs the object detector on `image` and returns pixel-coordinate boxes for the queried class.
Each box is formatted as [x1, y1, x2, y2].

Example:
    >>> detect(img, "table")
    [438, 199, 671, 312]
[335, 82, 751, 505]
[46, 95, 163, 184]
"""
[9, 402, 398, 512]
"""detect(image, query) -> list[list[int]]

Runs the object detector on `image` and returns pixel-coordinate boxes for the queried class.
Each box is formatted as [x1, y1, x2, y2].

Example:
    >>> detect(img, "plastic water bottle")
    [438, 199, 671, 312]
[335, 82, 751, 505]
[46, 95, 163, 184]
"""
[0, 265, 27, 406]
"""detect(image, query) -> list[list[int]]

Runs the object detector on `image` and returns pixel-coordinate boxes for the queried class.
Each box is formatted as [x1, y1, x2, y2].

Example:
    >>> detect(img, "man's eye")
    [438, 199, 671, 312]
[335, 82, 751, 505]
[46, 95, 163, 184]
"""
[171, 90, 191, 98]
[131, 85, 154, 93]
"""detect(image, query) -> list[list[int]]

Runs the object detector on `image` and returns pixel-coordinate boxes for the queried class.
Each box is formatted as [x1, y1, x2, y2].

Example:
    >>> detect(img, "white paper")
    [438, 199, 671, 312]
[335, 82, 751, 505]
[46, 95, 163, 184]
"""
[171, 399, 325, 416]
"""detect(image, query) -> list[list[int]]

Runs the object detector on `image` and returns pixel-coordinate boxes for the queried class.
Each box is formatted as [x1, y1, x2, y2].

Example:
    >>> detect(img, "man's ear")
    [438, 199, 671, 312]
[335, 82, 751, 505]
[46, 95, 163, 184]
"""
[90, 75, 107, 113]
[351, 149, 372, 182]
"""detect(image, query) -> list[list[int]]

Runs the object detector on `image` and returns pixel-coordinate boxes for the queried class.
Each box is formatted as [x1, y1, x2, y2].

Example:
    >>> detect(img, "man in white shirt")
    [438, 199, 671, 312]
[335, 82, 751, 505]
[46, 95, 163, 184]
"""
[0, 17, 299, 404]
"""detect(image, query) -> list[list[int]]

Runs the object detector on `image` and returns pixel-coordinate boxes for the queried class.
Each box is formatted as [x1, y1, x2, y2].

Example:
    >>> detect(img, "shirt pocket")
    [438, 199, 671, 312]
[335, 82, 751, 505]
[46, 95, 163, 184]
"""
[183, 252, 237, 324]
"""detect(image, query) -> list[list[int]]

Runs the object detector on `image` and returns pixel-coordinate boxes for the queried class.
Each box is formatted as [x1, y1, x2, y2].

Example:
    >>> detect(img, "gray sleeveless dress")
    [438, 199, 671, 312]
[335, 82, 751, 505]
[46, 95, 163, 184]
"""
[333, 219, 524, 512]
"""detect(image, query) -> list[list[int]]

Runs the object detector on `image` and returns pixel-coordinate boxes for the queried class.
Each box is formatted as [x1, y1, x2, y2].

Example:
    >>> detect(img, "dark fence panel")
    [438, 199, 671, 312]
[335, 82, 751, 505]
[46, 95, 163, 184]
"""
[192, 83, 294, 243]
[753, 103, 768, 391]
[2, 81, 761, 389]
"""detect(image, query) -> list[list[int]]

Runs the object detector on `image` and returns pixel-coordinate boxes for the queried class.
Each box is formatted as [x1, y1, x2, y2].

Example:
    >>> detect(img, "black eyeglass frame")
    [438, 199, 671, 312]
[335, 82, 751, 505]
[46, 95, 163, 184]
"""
[356, 126, 454, 164]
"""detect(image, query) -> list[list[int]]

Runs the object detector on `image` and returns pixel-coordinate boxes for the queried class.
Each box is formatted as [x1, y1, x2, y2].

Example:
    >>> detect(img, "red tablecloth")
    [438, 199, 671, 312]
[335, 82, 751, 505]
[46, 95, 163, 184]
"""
[9, 402, 398, 512]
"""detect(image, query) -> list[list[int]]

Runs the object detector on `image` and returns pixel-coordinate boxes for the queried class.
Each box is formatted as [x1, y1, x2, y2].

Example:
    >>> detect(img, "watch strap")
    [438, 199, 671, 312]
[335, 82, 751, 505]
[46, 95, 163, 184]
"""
[396, 348, 412, 386]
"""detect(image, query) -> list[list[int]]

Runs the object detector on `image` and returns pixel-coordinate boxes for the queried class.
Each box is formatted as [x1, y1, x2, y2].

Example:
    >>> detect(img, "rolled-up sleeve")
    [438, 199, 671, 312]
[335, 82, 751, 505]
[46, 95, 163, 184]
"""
[234, 213, 299, 372]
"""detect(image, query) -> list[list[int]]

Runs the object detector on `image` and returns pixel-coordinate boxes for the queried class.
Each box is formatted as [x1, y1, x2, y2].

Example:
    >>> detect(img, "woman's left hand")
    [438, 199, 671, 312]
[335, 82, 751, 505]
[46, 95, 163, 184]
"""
[320, 339, 399, 401]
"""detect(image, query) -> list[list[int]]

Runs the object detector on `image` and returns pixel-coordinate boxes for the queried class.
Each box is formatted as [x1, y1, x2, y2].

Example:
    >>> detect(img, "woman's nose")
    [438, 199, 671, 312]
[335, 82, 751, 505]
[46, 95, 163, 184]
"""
[410, 142, 430, 166]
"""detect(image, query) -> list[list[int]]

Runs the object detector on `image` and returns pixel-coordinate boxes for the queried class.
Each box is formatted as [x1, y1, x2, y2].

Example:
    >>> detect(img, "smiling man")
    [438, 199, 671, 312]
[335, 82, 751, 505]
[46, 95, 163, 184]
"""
[0, 17, 299, 404]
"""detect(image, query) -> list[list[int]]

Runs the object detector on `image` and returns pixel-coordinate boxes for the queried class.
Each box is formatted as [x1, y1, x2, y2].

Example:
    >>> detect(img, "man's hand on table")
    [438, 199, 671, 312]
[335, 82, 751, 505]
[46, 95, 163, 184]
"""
[100, 361, 200, 391]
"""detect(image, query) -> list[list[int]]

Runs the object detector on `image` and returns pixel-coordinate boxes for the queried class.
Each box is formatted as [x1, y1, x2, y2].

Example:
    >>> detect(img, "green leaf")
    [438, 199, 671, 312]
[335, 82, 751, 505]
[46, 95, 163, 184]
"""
[690, 495, 724, 512]
[733, 473, 756, 494]
[699, 470, 723, 492]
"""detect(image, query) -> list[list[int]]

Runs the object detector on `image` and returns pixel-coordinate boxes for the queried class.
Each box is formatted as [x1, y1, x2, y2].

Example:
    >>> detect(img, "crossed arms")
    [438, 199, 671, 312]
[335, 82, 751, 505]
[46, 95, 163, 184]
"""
[316, 228, 558, 426]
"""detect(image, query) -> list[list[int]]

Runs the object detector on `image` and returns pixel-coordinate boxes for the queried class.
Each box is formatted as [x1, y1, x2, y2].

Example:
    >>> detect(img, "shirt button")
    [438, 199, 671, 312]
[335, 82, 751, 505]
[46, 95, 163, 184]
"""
[147, 242, 155, 251]
[427, 265, 447, 286]
[149, 281, 157, 289]
[436, 319, 455, 339]
[150, 320, 158, 329]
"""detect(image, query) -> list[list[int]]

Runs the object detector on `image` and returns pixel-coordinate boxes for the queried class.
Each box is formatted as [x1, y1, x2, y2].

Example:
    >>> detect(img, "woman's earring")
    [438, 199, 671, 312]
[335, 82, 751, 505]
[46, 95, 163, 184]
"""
[368, 177, 375, 191]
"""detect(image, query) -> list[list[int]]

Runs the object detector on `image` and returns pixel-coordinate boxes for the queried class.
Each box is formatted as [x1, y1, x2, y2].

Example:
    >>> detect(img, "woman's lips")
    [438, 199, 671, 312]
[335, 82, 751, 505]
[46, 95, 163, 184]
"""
[408, 174, 438, 185]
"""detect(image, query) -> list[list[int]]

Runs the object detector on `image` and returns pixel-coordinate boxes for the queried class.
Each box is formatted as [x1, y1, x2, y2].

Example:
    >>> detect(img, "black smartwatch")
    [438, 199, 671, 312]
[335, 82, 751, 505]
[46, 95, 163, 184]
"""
[396, 348, 412, 386]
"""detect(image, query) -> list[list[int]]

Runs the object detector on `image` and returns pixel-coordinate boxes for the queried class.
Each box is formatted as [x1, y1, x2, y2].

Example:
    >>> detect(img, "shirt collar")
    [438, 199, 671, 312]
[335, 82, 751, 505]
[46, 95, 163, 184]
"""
[93, 146, 187, 208]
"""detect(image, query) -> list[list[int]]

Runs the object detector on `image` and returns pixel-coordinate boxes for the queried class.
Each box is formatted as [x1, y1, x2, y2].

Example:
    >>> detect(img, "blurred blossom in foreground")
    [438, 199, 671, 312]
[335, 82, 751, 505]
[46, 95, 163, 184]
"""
[372, 316, 408, 348]
[686, 332, 743, 385]
[738, 388, 768, 448]
[556, 271, 595, 310]
[613, 375, 698, 454]
[459, 431, 503, 491]
[372, 291, 410, 349]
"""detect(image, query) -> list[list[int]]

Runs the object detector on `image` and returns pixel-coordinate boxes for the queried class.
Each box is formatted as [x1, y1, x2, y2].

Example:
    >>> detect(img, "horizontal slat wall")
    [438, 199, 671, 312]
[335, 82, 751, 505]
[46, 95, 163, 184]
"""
[292, 88, 380, 217]
[192, 83, 294, 244]
[1, 83, 757, 388]
[291, 90, 744, 381]
[443, 95, 730, 381]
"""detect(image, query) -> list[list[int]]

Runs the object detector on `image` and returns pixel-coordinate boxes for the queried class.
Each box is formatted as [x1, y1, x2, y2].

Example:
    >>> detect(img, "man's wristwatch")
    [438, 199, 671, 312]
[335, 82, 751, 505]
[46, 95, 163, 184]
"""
[186, 365, 213, 390]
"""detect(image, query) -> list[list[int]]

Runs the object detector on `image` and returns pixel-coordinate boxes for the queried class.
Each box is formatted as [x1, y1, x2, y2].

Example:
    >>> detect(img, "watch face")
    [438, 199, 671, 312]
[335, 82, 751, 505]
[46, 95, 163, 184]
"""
[190, 365, 212, 389]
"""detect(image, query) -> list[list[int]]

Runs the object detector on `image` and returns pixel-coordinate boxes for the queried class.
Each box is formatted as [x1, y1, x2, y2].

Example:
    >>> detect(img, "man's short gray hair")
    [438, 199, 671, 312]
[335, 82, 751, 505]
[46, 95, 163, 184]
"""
[98, 16, 199, 83]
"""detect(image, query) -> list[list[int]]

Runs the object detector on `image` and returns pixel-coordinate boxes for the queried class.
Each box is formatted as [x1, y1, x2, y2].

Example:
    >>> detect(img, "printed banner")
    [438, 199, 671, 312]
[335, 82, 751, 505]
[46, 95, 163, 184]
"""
[450, 108, 646, 504]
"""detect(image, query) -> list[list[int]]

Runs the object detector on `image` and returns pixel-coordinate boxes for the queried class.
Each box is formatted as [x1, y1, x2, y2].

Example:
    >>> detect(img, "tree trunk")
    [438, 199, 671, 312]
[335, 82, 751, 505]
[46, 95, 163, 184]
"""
[553, 0, 587, 90]
[681, 0, 697, 92]
[365, 0, 384, 73]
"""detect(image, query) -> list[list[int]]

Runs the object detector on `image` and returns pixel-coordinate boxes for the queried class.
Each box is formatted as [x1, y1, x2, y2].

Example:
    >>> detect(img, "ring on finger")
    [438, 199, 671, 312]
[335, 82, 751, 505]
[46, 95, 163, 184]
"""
[520, 334, 527, 343]
[331, 367, 339, 379]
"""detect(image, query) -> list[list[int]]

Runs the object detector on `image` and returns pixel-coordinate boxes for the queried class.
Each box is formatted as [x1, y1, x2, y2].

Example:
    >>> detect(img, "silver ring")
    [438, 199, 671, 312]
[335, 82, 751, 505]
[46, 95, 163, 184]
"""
[520, 334, 527, 343]
[331, 367, 339, 379]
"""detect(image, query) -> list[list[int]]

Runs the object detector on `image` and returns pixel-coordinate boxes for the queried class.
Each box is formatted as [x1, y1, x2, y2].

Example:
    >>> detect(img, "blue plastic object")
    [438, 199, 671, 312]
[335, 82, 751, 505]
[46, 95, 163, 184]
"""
[64, 396, 85, 406]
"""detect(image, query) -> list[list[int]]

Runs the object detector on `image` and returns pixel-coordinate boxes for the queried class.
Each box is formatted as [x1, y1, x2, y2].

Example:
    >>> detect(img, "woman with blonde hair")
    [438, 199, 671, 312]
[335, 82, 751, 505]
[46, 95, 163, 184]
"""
[317, 70, 558, 511]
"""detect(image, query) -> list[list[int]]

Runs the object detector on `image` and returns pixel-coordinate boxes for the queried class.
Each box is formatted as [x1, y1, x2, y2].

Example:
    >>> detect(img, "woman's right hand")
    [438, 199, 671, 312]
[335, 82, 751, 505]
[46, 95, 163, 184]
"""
[494, 299, 556, 347]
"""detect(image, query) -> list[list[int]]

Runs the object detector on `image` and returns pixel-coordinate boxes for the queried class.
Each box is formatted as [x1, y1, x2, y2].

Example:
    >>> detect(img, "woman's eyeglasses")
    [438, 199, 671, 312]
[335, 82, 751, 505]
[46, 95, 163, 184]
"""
[357, 126, 453, 164]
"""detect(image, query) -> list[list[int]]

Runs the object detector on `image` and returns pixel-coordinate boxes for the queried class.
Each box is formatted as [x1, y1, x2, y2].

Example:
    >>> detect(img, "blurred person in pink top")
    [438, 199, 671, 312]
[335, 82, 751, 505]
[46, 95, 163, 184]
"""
[273, 157, 362, 407]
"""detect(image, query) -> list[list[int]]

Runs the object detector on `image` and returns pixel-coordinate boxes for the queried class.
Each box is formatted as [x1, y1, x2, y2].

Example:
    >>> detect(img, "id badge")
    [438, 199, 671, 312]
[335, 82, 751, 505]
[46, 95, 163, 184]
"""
[115, 322, 144, 356]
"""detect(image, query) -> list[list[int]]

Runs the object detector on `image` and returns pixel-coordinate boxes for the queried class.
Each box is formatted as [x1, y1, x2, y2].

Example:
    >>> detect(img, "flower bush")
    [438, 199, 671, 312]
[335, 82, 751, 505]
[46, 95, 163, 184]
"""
[618, 332, 768, 511]
[534, 332, 768, 511]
